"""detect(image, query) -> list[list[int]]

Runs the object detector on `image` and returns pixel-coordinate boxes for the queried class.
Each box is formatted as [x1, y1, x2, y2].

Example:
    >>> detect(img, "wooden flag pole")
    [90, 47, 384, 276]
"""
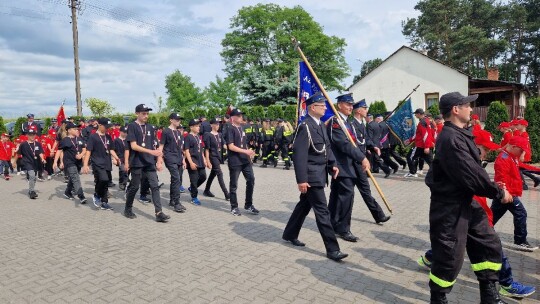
[291, 37, 393, 214]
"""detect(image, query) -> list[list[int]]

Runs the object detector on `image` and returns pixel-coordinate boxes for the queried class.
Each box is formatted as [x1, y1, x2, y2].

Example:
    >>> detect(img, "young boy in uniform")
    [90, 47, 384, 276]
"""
[82, 118, 120, 210]
[19, 127, 46, 199]
[203, 118, 229, 200]
[184, 119, 208, 206]
[159, 113, 186, 212]
[0, 133, 14, 180]
[54, 122, 87, 204]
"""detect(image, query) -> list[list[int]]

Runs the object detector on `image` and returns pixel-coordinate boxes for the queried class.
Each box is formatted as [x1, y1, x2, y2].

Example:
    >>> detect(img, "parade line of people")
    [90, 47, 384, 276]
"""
[0, 93, 538, 302]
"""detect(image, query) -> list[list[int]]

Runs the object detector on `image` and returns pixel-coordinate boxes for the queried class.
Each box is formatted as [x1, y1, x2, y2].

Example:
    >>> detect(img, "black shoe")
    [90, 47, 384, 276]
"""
[384, 171, 391, 178]
[63, 191, 75, 200]
[225, 193, 230, 201]
[326, 251, 348, 261]
[123, 210, 137, 219]
[29, 191, 38, 199]
[284, 167, 290, 170]
[430, 291, 448, 304]
[376, 215, 391, 224]
[337, 231, 358, 242]
[534, 179, 540, 188]
[156, 212, 170, 222]
[261, 163, 267, 168]
[174, 204, 185, 213]
[283, 238, 305, 247]
[107, 182, 116, 188]
[402, 163, 407, 170]
[393, 167, 399, 174]
[523, 184, 529, 191]
[273, 160, 278, 168]
[481, 160, 488, 168]
[203, 190, 215, 197]
[480, 281, 508, 304]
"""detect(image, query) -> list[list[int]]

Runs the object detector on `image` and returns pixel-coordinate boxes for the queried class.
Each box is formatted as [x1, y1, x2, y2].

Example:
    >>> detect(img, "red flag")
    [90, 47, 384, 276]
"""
[56, 104, 65, 125]
[226, 104, 234, 115]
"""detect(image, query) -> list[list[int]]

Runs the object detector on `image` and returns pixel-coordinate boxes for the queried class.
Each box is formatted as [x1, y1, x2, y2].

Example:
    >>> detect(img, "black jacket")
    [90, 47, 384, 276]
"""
[327, 115, 366, 179]
[425, 121, 504, 203]
[379, 121, 391, 149]
[350, 117, 373, 154]
[367, 121, 382, 148]
[292, 116, 336, 187]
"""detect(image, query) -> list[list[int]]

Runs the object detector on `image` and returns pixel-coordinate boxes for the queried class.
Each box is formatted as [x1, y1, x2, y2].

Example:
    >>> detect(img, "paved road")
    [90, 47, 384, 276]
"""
[0, 164, 537, 303]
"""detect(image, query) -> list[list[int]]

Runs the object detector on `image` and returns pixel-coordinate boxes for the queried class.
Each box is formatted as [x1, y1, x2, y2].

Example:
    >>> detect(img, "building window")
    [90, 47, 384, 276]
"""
[425, 93, 439, 110]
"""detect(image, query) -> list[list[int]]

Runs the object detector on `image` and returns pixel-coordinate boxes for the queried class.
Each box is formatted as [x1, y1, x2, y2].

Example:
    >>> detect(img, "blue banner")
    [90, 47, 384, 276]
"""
[297, 61, 334, 124]
[386, 98, 416, 145]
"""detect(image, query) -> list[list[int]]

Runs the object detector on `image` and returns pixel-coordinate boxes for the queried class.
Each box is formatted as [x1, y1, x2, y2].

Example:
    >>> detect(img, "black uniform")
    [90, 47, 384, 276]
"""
[425, 121, 504, 294]
[113, 137, 129, 187]
[327, 114, 366, 235]
[226, 124, 255, 211]
[203, 132, 229, 198]
[86, 132, 113, 204]
[160, 127, 184, 206]
[379, 120, 399, 172]
[261, 127, 275, 166]
[388, 131, 406, 168]
[283, 116, 340, 253]
[349, 117, 388, 222]
[367, 120, 390, 174]
[184, 133, 207, 199]
[199, 120, 212, 136]
[274, 125, 292, 169]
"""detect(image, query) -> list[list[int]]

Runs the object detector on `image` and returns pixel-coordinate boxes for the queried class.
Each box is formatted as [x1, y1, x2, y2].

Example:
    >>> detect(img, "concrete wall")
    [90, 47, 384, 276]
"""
[349, 47, 469, 112]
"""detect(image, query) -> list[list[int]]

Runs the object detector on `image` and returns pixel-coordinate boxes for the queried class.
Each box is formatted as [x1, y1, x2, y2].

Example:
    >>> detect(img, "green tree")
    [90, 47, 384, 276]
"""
[427, 103, 440, 116]
[283, 105, 297, 123]
[368, 101, 387, 116]
[152, 92, 166, 113]
[484, 101, 509, 143]
[44, 117, 52, 131]
[267, 105, 285, 120]
[84, 97, 115, 117]
[352, 58, 383, 84]
[204, 75, 243, 108]
[0, 116, 6, 134]
[13, 117, 26, 138]
[524, 97, 540, 162]
[165, 70, 205, 110]
[221, 4, 349, 104]
[250, 106, 266, 120]
[110, 114, 125, 126]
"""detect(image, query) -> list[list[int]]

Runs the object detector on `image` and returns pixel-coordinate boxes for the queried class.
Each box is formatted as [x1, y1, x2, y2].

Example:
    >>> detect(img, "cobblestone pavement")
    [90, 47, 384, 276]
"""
[0, 164, 537, 303]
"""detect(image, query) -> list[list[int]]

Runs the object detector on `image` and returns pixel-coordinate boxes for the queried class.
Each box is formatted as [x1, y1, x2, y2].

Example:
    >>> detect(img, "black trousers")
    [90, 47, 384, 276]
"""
[389, 144, 406, 166]
[262, 141, 274, 163]
[228, 163, 255, 209]
[407, 147, 433, 174]
[353, 166, 386, 222]
[429, 199, 502, 293]
[187, 167, 207, 198]
[93, 167, 110, 203]
[328, 177, 355, 234]
[280, 144, 291, 167]
[125, 166, 163, 213]
[369, 149, 390, 174]
[381, 148, 398, 171]
[205, 156, 228, 196]
[283, 186, 340, 253]
[118, 160, 128, 185]
[45, 157, 54, 176]
[165, 162, 182, 203]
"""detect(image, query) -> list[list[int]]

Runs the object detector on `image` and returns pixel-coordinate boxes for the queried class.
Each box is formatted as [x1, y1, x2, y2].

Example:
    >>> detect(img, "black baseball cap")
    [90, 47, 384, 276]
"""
[27, 113, 34, 118]
[414, 108, 425, 115]
[209, 118, 219, 125]
[169, 113, 183, 120]
[439, 92, 478, 115]
[135, 104, 152, 112]
[188, 119, 200, 127]
[97, 118, 113, 128]
[230, 109, 243, 117]
[120, 126, 127, 132]
[66, 122, 78, 130]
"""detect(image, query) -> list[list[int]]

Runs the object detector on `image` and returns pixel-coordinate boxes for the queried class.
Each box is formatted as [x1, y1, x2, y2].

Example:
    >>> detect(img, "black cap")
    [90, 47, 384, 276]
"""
[27, 113, 34, 118]
[439, 92, 478, 115]
[169, 113, 183, 120]
[178, 124, 184, 129]
[67, 116, 74, 120]
[135, 104, 152, 112]
[230, 109, 243, 117]
[305, 92, 327, 106]
[336, 93, 354, 104]
[375, 114, 383, 118]
[277, 118, 283, 123]
[188, 119, 200, 127]
[353, 99, 368, 109]
[209, 118, 219, 125]
[66, 122, 78, 130]
[414, 108, 425, 115]
[224, 114, 230, 119]
[97, 118, 113, 128]
[120, 126, 127, 132]
[435, 114, 443, 120]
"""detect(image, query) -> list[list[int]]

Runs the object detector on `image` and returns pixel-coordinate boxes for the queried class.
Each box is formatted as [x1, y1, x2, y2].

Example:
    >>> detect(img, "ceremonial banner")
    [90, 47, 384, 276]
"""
[297, 61, 333, 124]
[386, 98, 416, 145]
[56, 102, 65, 125]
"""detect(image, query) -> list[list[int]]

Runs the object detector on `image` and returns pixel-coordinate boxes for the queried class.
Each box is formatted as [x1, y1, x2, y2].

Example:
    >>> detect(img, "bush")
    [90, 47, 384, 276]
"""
[524, 97, 540, 163]
[0, 116, 6, 134]
[110, 114, 125, 126]
[13, 117, 26, 138]
[267, 105, 284, 120]
[427, 103, 440, 116]
[283, 105, 296, 123]
[44, 117, 52, 131]
[368, 100, 387, 116]
[250, 106, 265, 120]
[484, 101, 509, 143]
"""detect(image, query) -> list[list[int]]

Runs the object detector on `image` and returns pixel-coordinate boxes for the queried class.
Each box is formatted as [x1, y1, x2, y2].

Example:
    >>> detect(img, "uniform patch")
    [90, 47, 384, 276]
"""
[501, 152, 508, 159]
[332, 123, 340, 129]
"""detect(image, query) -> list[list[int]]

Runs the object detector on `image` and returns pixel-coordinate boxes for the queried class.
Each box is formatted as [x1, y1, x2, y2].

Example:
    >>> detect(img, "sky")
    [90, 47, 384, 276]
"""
[0, 0, 419, 118]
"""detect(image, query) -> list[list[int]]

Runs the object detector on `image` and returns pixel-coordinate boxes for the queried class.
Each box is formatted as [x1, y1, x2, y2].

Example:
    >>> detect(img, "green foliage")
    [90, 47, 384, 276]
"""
[427, 103, 440, 116]
[0, 116, 6, 134]
[352, 58, 383, 84]
[368, 101, 387, 116]
[524, 97, 540, 162]
[44, 117, 52, 131]
[283, 105, 297, 124]
[165, 70, 205, 110]
[221, 4, 349, 105]
[85, 97, 115, 117]
[70, 115, 85, 122]
[13, 117, 26, 138]
[204, 75, 243, 108]
[484, 101, 509, 143]
[110, 114, 125, 126]
[267, 105, 284, 120]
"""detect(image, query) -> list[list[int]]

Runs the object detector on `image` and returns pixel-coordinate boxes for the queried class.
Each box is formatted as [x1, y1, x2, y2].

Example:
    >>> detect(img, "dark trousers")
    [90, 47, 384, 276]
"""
[521, 169, 540, 186]
[429, 199, 502, 293]
[369, 149, 390, 174]
[93, 167, 110, 203]
[328, 177, 355, 234]
[205, 156, 228, 196]
[280, 144, 291, 167]
[407, 147, 433, 174]
[118, 160, 128, 185]
[283, 186, 340, 253]
[389, 144, 406, 166]
[16, 158, 23, 172]
[353, 166, 386, 221]
[425, 248, 512, 287]
[36, 158, 44, 178]
[0, 160, 9, 176]
[381, 147, 398, 171]
[141, 173, 150, 196]
[45, 157, 54, 176]
[262, 141, 274, 164]
[66, 165, 84, 199]
[165, 162, 182, 203]
[228, 163, 255, 209]
[187, 167, 207, 198]
[491, 197, 528, 244]
[125, 166, 162, 214]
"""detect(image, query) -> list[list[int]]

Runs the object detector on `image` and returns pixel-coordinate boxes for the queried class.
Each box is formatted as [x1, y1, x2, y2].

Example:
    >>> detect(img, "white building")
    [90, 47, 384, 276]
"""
[349, 46, 469, 112]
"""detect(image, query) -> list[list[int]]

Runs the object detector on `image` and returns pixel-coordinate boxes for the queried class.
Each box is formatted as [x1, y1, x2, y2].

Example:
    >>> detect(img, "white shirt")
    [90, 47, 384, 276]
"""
[308, 114, 321, 126]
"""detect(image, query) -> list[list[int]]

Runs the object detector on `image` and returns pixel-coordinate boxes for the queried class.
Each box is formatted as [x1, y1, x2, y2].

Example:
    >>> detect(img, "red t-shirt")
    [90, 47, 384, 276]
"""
[494, 150, 522, 197]
[0, 141, 14, 161]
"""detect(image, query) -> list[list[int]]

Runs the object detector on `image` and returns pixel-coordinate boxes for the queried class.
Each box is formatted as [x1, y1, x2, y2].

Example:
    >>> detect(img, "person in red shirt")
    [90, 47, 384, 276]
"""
[499, 122, 513, 148]
[491, 136, 538, 251]
[470, 114, 482, 133]
[42, 130, 57, 180]
[404, 108, 434, 177]
[473, 129, 500, 168]
[434, 115, 444, 140]
[0, 133, 14, 180]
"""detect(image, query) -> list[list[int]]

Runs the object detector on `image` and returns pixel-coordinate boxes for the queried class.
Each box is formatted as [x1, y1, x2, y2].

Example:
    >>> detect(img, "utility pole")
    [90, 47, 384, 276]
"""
[70, 0, 82, 116]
